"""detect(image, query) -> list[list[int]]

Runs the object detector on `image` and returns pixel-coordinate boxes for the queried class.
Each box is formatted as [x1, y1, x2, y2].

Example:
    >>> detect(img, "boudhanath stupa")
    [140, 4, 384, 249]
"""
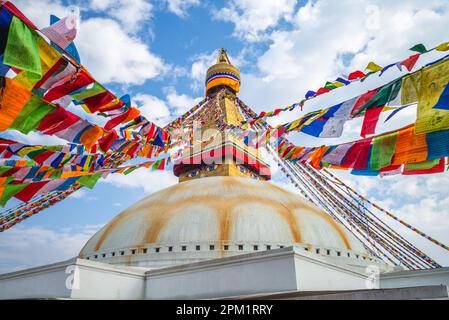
[1, 50, 448, 300]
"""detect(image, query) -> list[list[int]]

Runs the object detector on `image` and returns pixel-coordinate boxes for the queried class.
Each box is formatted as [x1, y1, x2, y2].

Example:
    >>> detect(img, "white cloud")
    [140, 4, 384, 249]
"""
[0, 225, 103, 274]
[165, 0, 200, 18]
[9, 0, 69, 28]
[213, 0, 297, 41]
[68, 188, 99, 201]
[238, 0, 449, 113]
[102, 167, 178, 194]
[133, 90, 202, 126]
[2, 131, 67, 146]
[134, 94, 171, 125]
[190, 52, 217, 92]
[90, 0, 153, 32]
[76, 17, 167, 85]
[10, 0, 167, 86]
[164, 87, 203, 116]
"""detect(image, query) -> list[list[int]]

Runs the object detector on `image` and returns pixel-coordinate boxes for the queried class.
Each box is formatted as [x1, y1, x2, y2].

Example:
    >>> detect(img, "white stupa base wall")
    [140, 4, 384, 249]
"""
[0, 247, 446, 300]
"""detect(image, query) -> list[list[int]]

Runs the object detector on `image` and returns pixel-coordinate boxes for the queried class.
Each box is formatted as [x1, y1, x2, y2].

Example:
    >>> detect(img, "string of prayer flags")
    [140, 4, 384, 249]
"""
[277, 122, 449, 176]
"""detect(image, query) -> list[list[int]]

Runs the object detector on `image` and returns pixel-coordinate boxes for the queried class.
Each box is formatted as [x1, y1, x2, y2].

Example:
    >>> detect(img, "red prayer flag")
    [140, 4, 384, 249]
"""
[37, 106, 80, 134]
[98, 130, 118, 153]
[360, 106, 384, 138]
[82, 91, 116, 113]
[44, 70, 95, 102]
[31, 150, 54, 164]
[14, 181, 49, 202]
[316, 87, 331, 95]
[351, 89, 380, 117]
[400, 54, 420, 72]
[341, 138, 373, 169]
[348, 70, 366, 81]
[104, 109, 130, 131]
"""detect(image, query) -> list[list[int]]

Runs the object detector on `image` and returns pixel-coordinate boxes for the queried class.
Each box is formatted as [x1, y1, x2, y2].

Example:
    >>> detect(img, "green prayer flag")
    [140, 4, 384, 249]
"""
[60, 154, 75, 166]
[405, 159, 440, 171]
[124, 166, 139, 175]
[26, 148, 48, 159]
[70, 83, 107, 102]
[355, 78, 402, 115]
[0, 166, 13, 176]
[151, 160, 162, 171]
[0, 183, 28, 207]
[3, 16, 41, 75]
[50, 168, 63, 180]
[78, 173, 102, 189]
[410, 43, 428, 54]
[370, 132, 399, 170]
[10, 96, 54, 134]
[324, 82, 338, 90]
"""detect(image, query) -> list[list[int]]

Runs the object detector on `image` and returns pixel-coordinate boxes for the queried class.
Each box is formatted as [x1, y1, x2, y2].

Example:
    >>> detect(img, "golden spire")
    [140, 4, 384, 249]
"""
[205, 48, 241, 95]
[216, 48, 232, 64]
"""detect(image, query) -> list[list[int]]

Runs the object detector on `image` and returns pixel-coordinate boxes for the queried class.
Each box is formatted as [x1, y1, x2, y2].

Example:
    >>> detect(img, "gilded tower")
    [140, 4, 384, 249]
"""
[174, 49, 271, 182]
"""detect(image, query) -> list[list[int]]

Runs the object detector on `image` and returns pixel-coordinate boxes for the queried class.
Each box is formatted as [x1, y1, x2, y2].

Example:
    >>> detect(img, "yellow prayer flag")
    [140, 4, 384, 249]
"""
[415, 58, 449, 134]
[436, 42, 449, 52]
[402, 71, 421, 105]
[13, 36, 62, 90]
[16, 146, 42, 158]
[331, 81, 345, 88]
[61, 171, 92, 179]
[287, 119, 302, 132]
[366, 62, 383, 72]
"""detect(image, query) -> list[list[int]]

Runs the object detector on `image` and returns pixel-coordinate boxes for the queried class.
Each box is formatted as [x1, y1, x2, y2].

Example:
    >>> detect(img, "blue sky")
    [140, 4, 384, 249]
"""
[2, 0, 449, 272]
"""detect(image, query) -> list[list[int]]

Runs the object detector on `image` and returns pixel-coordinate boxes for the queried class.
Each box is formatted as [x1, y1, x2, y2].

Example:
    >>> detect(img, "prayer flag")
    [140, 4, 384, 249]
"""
[370, 131, 399, 170]
[392, 126, 428, 165]
[410, 43, 428, 54]
[78, 173, 102, 189]
[366, 62, 383, 72]
[426, 129, 449, 160]
[400, 54, 420, 72]
[0, 78, 32, 131]
[403, 158, 445, 175]
[415, 58, 449, 133]
[348, 70, 366, 81]
[9, 95, 54, 134]
[435, 42, 449, 52]
[3, 16, 41, 75]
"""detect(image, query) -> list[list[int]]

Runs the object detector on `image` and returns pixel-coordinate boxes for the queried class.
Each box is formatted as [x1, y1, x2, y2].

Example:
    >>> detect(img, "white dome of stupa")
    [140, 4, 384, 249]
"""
[79, 176, 380, 269]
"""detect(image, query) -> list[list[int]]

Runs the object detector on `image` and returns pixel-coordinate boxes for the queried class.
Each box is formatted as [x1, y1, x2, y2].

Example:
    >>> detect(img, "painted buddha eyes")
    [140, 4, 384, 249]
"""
[187, 171, 198, 178]
[207, 165, 217, 172]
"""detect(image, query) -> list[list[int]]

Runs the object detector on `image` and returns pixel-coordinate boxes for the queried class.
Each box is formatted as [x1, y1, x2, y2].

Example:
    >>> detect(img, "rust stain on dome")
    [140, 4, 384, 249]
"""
[88, 177, 354, 253]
